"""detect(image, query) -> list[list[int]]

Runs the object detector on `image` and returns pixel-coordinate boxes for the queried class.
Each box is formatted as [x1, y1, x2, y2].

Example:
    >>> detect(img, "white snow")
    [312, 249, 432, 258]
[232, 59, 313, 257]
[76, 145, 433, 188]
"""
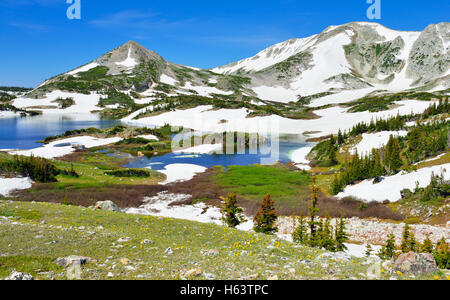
[159, 74, 178, 85]
[173, 144, 223, 155]
[0, 177, 33, 196]
[351, 131, 408, 155]
[157, 164, 207, 185]
[67, 62, 100, 76]
[124, 100, 434, 137]
[253, 86, 299, 103]
[290, 31, 353, 96]
[126, 192, 253, 231]
[115, 48, 138, 69]
[290, 147, 313, 164]
[337, 164, 450, 203]
[9, 136, 123, 159]
[307, 88, 376, 108]
[13, 90, 102, 115]
[414, 153, 447, 165]
[181, 82, 233, 97]
[212, 36, 317, 74]
[345, 243, 382, 258]
[137, 134, 159, 141]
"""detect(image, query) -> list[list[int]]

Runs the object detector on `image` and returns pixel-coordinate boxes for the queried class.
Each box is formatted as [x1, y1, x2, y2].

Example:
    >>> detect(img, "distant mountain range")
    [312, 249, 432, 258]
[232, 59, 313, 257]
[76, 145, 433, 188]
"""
[18, 22, 450, 118]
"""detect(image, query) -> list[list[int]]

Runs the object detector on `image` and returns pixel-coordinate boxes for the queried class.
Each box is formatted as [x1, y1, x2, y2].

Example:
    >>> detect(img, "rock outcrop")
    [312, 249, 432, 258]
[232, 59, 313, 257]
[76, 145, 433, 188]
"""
[393, 252, 439, 275]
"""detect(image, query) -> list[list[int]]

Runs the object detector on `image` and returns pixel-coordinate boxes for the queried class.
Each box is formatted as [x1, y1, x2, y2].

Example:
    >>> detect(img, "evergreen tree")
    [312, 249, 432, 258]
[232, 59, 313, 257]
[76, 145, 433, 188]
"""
[335, 217, 349, 252]
[321, 216, 336, 251]
[331, 175, 343, 195]
[434, 237, 450, 269]
[421, 234, 434, 254]
[337, 129, 345, 145]
[308, 178, 320, 246]
[221, 193, 246, 228]
[292, 215, 307, 244]
[372, 149, 385, 178]
[365, 244, 373, 257]
[378, 233, 396, 260]
[253, 194, 278, 234]
[401, 224, 417, 253]
[384, 135, 403, 173]
[328, 135, 338, 164]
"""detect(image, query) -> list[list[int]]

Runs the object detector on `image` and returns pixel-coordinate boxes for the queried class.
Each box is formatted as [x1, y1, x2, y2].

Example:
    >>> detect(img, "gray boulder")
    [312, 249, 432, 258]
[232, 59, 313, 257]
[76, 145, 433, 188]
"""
[56, 255, 97, 268]
[94, 200, 121, 212]
[5, 271, 34, 280]
[393, 252, 438, 275]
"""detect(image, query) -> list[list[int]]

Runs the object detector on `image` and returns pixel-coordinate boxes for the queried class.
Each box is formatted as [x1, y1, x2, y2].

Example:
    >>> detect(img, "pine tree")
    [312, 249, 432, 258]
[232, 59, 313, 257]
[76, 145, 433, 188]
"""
[372, 149, 385, 178]
[308, 178, 320, 246]
[378, 233, 396, 260]
[331, 175, 343, 195]
[321, 216, 336, 252]
[365, 244, 373, 257]
[253, 194, 278, 234]
[221, 193, 246, 228]
[292, 215, 307, 244]
[337, 129, 345, 145]
[328, 135, 338, 165]
[401, 224, 417, 253]
[335, 217, 349, 252]
[434, 237, 449, 269]
[385, 135, 403, 173]
[421, 234, 434, 254]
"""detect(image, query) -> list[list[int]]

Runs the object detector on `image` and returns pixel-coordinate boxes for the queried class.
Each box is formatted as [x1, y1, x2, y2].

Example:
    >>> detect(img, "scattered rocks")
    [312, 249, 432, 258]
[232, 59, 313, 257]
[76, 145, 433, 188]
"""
[204, 273, 216, 280]
[278, 217, 450, 245]
[141, 239, 154, 245]
[56, 256, 97, 268]
[393, 252, 438, 275]
[180, 268, 202, 279]
[94, 201, 122, 212]
[5, 270, 34, 281]
[319, 252, 352, 262]
[241, 274, 259, 280]
[202, 249, 219, 256]
[117, 237, 131, 243]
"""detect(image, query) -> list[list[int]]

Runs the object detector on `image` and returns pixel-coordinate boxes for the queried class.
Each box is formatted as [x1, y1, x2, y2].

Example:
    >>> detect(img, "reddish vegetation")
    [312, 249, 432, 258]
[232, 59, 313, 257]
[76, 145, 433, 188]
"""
[13, 184, 166, 209]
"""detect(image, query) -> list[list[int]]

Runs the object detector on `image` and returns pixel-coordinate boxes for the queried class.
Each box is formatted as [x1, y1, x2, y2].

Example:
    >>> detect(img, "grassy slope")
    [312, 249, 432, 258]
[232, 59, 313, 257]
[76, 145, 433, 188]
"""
[0, 200, 436, 280]
[213, 165, 312, 209]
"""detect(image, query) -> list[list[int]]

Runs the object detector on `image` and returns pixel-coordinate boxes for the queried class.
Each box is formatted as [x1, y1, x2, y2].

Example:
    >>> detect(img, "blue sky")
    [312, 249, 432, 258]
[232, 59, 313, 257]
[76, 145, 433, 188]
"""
[0, 0, 448, 87]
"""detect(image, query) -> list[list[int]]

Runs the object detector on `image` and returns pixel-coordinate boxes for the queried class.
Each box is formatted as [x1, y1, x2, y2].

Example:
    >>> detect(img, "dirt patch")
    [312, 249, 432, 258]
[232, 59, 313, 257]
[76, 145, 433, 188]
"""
[12, 184, 167, 209]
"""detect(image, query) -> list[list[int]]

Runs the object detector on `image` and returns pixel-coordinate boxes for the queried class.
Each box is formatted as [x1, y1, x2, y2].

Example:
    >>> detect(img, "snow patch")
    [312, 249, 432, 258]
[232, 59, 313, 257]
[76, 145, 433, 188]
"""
[337, 164, 450, 202]
[126, 192, 253, 231]
[351, 131, 408, 155]
[9, 136, 123, 159]
[0, 177, 33, 196]
[67, 62, 99, 76]
[174, 144, 223, 155]
[115, 48, 138, 69]
[160, 74, 177, 85]
[157, 164, 207, 185]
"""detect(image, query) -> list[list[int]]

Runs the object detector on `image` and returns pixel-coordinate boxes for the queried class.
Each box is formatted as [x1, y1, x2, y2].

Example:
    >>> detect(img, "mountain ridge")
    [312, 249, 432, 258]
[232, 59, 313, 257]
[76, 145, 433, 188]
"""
[12, 21, 450, 120]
